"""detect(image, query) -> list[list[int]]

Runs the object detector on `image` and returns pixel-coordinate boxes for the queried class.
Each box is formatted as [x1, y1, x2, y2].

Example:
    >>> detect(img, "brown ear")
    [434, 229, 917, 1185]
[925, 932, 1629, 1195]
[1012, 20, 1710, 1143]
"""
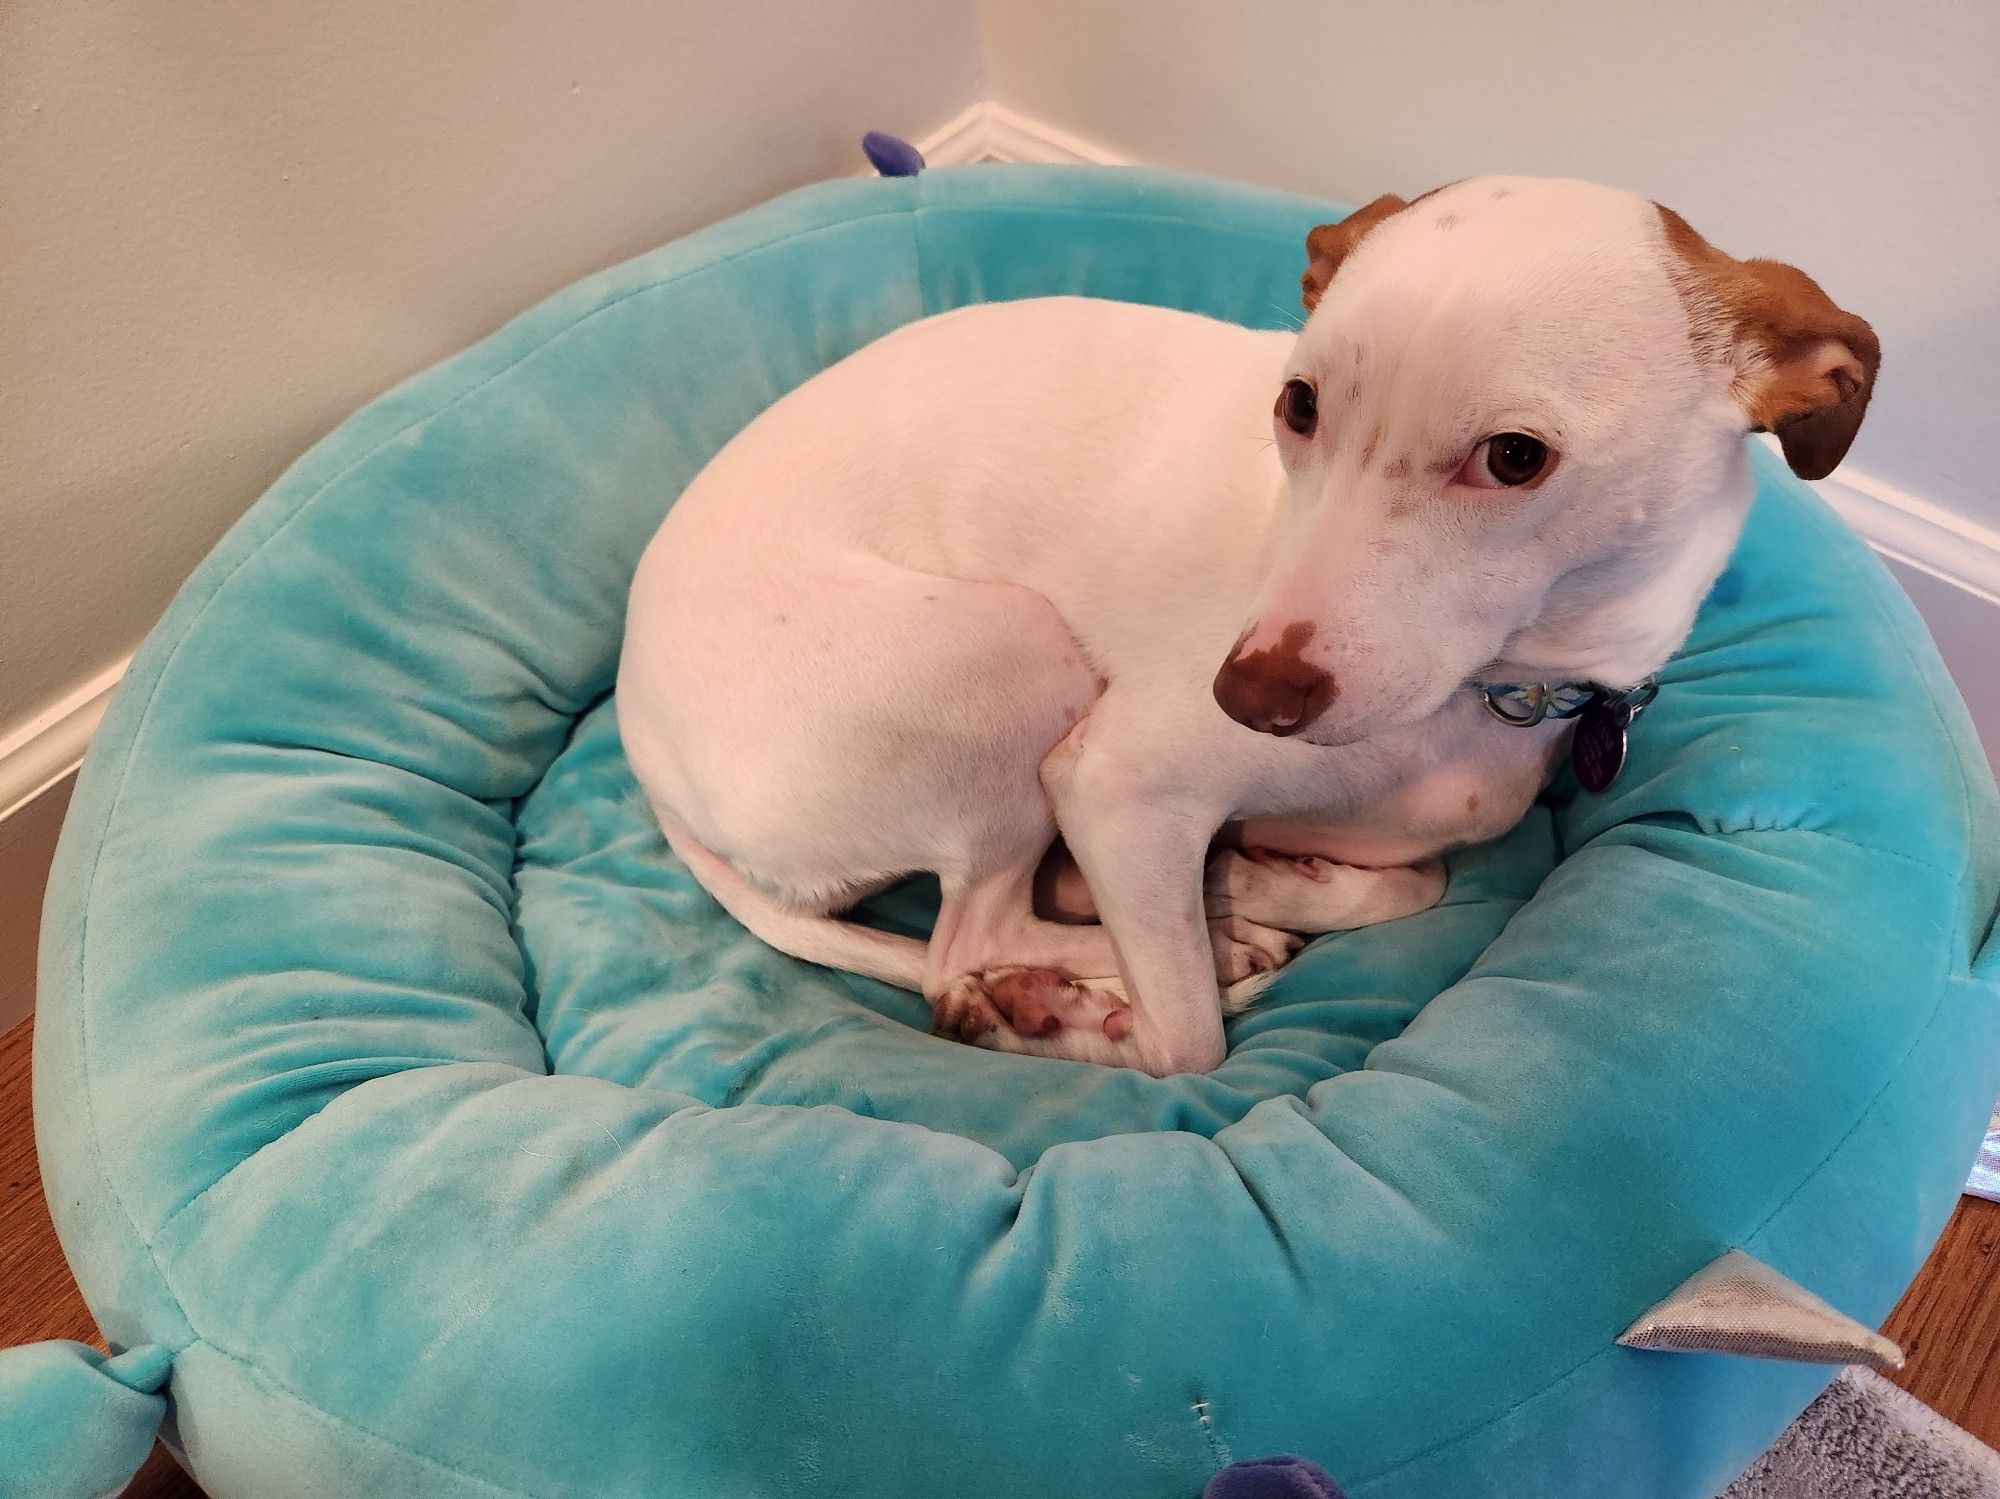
[1657, 205, 1880, 481]
[1301, 195, 1408, 311]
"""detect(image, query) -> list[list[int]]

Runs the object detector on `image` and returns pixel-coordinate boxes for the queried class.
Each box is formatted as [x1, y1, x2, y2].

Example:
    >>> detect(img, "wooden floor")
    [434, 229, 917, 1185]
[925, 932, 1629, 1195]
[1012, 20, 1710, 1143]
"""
[0, 1021, 197, 1497]
[4, 1018, 1998, 1495]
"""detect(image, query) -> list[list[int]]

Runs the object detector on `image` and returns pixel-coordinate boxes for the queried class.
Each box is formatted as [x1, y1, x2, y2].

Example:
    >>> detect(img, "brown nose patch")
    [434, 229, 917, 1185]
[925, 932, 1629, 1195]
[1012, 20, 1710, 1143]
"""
[1212, 621, 1339, 737]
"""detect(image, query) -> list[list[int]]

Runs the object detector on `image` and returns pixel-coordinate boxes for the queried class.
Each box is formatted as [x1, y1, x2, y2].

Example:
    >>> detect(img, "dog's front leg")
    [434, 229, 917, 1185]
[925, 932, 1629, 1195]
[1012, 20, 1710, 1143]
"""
[1039, 712, 1230, 1076]
[1203, 847, 1446, 934]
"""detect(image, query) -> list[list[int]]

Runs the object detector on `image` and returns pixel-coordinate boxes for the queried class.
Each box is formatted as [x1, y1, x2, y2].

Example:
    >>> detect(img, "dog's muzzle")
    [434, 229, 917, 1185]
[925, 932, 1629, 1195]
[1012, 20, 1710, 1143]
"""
[1212, 652, 1339, 737]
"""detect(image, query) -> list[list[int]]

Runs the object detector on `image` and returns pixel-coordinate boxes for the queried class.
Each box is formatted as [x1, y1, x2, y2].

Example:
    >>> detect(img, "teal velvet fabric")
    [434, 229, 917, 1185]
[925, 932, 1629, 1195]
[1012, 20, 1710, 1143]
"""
[28, 165, 2000, 1499]
[0, 1342, 170, 1499]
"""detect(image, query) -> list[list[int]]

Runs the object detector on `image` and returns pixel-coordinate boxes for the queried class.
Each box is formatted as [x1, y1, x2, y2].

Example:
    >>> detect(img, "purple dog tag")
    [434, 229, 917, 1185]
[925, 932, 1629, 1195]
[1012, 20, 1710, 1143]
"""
[1572, 700, 1633, 793]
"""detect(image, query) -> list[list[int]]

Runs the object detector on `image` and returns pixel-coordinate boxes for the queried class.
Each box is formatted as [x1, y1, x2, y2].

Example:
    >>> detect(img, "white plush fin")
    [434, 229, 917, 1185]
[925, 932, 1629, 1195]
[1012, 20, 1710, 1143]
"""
[1617, 1249, 1905, 1373]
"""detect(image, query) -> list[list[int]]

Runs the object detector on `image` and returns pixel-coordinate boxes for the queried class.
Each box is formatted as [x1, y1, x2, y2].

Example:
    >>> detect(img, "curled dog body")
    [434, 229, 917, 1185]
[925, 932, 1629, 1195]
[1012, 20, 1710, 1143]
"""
[619, 177, 1876, 1075]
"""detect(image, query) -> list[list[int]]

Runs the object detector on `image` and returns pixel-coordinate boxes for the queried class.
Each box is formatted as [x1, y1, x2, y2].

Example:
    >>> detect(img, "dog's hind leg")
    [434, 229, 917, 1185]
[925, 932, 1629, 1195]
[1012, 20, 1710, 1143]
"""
[926, 859, 1139, 1053]
[631, 549, 1214, 1062]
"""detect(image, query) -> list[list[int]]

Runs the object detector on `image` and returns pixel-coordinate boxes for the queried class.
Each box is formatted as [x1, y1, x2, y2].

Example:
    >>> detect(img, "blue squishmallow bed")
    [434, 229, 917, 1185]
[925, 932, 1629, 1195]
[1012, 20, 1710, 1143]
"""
[4, 163, 1997, 1499]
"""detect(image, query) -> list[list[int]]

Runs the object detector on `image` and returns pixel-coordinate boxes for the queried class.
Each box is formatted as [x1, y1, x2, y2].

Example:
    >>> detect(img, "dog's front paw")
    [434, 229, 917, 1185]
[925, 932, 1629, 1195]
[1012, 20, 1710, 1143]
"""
[1205, 847, 1446, 932]
[1208, 915, 1303, 982]
[1221, 969, 1281, 1016]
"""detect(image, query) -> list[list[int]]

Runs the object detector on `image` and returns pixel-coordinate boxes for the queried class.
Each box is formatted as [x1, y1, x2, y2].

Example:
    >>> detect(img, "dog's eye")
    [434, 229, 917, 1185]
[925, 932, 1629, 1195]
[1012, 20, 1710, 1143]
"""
[1458, 432, 1551, 489]
[1275, 378, 1318, 437]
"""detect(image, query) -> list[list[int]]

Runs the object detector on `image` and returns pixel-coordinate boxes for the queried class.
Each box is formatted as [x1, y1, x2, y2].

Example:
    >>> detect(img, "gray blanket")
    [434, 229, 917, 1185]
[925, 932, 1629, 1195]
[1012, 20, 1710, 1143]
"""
[1727, 1368, 2000, 1498]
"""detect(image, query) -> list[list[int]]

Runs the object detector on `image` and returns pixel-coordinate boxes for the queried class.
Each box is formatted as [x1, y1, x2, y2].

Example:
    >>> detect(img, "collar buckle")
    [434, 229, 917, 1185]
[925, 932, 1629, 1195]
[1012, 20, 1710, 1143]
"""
[1482, 681, 1552, 727]
[1480, 675, 1658, 729]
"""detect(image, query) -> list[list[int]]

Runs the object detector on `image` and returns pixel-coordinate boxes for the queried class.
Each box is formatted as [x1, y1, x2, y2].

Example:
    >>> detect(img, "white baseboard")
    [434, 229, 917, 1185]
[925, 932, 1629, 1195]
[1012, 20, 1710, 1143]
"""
[0, 657, 127, 824]
[0, 660, 123, 1031]
[1814, 467, 2000, 610]
[3, 103, 1995, 1027]
[914, 101, 1128, 168]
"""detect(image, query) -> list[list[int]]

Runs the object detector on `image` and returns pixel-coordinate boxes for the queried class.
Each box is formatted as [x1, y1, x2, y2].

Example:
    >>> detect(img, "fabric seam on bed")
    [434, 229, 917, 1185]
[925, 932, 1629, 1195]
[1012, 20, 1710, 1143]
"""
[178, 1334, 555, 1499]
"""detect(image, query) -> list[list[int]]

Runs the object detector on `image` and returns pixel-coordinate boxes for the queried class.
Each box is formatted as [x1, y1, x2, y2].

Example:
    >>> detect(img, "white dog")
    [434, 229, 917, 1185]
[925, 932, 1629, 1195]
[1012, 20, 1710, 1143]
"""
[618, 177, 1876, 1076]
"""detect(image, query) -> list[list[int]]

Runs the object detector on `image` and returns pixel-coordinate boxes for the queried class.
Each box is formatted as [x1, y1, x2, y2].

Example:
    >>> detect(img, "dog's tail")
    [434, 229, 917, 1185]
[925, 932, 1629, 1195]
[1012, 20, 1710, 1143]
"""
[659, 818, 928, 993]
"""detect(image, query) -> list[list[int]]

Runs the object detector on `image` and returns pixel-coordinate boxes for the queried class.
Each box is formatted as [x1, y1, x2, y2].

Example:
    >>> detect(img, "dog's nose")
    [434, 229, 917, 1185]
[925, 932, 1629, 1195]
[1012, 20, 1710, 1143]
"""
[1212, 649, 1338, 737]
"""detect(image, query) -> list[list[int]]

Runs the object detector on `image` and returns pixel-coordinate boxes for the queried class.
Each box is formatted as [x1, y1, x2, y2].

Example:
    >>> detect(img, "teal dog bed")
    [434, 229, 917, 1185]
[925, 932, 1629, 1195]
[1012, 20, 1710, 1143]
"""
[8, 165, 1999, 1499]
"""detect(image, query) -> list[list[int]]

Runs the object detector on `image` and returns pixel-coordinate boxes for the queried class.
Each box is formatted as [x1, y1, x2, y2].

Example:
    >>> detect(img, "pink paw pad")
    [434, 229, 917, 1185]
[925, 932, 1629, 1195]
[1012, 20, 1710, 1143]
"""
[972, 967, 1134, 1046]
[988, 968, 1072, 1036]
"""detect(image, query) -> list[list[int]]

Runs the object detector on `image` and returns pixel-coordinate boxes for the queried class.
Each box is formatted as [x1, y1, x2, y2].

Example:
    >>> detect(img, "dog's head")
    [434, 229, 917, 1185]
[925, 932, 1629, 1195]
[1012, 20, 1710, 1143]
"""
[1213, 177, 1878, 744]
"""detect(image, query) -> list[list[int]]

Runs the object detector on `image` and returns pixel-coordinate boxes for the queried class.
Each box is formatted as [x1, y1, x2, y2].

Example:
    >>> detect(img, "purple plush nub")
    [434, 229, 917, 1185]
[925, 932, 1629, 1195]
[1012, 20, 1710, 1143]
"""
[861, 130, 925, 177]
[1203, 1454, 1346, 1499]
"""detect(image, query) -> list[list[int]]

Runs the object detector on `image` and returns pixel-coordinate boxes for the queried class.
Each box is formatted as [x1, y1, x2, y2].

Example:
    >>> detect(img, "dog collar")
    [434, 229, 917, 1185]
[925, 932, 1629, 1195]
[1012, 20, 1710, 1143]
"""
[1477, 675, 1659, 793]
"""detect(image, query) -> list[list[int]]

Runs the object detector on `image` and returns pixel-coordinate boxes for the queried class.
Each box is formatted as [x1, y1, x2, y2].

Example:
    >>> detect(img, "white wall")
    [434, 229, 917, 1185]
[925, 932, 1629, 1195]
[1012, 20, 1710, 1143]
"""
[0, 0, 980, 740]
[1887, 560, 2000, 761]
[984, 0, 2000, 536]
